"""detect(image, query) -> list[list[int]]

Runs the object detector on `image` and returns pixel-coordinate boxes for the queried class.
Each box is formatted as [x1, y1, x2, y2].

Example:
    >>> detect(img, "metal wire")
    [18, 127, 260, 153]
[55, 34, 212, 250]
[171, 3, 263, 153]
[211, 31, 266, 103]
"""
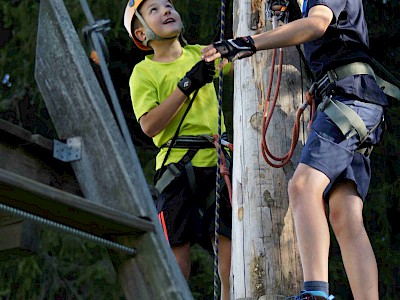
[0, 203, 137, 256]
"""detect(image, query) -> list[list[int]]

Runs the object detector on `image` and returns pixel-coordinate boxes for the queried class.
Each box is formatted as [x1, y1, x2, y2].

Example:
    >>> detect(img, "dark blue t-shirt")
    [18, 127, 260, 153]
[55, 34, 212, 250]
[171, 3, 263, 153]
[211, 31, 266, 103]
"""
[302, 0, 387, 106]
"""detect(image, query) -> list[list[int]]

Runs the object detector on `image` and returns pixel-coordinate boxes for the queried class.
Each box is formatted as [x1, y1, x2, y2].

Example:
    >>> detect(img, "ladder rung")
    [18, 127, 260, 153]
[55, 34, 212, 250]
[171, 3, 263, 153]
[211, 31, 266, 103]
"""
[0, 169, 155, 237]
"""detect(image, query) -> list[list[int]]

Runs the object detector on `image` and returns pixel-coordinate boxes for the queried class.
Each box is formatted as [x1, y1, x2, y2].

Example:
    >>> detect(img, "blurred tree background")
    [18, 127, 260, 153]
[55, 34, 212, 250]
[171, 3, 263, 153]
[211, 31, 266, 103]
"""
[0, 0, 398, 299]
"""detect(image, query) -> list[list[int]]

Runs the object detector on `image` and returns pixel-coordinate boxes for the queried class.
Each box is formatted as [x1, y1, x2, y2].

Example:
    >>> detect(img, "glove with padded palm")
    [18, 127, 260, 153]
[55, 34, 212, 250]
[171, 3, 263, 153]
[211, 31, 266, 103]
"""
[178, 60, 215, 96]
[213, 36, 257, 62]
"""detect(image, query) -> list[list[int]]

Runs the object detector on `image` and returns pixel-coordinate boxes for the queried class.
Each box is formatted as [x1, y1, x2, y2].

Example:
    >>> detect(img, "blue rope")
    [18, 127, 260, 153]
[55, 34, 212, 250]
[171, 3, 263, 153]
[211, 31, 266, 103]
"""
[214, 0, 226, 298]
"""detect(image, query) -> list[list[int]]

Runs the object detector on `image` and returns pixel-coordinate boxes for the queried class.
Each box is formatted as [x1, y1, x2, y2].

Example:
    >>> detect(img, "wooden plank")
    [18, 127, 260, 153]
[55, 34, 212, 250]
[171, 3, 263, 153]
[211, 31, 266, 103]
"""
[0, 220, 40, 261]
[0, 119, 82, 196]
[35, 1, 191, 299]
[0, 169, 155, 236]
[0, 119, 53, 151]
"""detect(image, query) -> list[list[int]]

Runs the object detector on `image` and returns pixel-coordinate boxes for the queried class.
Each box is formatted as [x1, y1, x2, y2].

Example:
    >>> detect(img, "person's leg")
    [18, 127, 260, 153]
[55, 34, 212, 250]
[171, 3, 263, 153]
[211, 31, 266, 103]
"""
[216, 235, 231, 300]
[172, 242, 191, 279]
[288, 163, 331, 282]
[329, 181, 378, 300]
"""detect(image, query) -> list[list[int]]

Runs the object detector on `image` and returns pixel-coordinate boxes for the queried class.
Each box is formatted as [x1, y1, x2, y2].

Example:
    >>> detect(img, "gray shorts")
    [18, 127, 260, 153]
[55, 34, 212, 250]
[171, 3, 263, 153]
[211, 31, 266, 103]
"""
[300, 99, 385, 201]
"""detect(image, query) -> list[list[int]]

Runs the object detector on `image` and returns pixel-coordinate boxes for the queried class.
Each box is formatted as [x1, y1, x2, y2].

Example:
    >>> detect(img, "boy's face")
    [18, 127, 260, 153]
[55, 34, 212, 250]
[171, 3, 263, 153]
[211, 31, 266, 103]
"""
[136, 0, 182, 40]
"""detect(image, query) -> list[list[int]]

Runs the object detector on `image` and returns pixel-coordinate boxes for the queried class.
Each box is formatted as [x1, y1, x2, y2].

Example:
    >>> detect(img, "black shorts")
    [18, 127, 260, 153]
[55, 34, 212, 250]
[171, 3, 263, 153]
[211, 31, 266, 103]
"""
[154, 165, 232, 252]
[300, 99, 385, 201]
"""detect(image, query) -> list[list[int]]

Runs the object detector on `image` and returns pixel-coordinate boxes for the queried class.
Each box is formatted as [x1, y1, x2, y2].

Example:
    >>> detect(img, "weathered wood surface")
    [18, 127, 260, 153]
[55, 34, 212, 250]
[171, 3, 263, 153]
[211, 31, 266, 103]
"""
[34, 0, 192, 299]
[0, 212, 39, 260]
[0, 115, 153, 253]
[0, 169, 155, 236]
[0, 221, 39, 258]
[231, 0, 305, 298]
[0, 118, 81, 196]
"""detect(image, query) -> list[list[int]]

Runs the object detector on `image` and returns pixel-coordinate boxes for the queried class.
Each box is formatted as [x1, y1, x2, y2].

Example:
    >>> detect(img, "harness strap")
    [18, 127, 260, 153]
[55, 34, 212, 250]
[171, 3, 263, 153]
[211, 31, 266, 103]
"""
[155, 148, 199, 195]
[161, 134, 233, 150]
[162, 135, 216, 149]
[318, 96, 367, 140]
[318, 96, 381, 156]
[155, 134, 233, 200]
[376, 76, 400, 100]
[312, 62, 400, 100]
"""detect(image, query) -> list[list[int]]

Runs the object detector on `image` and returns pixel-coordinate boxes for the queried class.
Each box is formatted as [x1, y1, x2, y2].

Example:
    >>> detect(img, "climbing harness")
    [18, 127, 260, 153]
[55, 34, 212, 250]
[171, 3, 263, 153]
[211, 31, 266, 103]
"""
[309, 61, 397, 156]
[155, 134, 233, 202]
[261, 2, 400, 168]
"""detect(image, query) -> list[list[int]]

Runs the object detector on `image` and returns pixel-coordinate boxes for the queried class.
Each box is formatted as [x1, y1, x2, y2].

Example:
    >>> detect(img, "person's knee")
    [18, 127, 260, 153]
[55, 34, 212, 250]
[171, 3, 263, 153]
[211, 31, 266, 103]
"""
[172, 243, 191, 279]
[288, 177, 307, 210]
[329, 207, 365, 240]
[218, 261, 230, 284]
[216, 236, 231, 286]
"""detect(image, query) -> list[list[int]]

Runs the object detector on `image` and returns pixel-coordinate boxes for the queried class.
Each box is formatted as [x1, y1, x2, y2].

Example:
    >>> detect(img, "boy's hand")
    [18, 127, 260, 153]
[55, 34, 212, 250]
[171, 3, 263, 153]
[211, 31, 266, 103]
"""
[178, 60, 215, 96]
[202, 36, 256, 62]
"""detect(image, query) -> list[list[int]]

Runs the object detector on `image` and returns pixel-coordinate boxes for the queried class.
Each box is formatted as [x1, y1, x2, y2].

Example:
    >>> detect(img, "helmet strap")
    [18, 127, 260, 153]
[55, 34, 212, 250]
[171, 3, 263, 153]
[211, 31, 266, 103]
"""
[135, 12, 180, 46]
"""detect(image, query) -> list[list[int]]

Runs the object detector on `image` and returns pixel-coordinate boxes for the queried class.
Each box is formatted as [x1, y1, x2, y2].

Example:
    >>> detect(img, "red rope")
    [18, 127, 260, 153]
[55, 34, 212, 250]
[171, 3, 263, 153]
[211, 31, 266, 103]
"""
[260, 48, 315, 168]
[212, 134, 232, 205]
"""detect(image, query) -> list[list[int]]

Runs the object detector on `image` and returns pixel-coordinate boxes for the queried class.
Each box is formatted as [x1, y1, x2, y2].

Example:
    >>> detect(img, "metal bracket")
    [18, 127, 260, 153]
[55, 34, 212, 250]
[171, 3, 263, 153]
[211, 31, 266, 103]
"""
[53, 137, 82, 162]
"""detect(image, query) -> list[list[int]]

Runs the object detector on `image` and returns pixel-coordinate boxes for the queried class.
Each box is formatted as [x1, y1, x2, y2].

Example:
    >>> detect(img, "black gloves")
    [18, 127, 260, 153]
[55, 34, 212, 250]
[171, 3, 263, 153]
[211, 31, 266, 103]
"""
[178, 60, 215, 96]
[213, 36, 257, 62]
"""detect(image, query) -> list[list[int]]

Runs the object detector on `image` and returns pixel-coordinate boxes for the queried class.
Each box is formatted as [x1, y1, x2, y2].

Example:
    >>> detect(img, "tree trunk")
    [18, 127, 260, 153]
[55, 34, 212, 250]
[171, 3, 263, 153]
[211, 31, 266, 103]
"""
[231, 1, 307, 299]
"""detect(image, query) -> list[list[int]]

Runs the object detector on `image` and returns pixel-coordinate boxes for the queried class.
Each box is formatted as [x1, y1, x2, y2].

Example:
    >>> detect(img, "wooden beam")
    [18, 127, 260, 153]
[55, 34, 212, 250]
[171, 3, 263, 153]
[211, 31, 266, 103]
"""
[0, 218, 40, 261]
[0, 169, 155, 237]
[0, 119, 82, 196]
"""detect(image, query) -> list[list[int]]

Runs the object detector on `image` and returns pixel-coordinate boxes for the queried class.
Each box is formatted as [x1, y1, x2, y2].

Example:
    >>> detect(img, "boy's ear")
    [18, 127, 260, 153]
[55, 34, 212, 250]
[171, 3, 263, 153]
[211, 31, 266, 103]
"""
[134, 28, 146, 43]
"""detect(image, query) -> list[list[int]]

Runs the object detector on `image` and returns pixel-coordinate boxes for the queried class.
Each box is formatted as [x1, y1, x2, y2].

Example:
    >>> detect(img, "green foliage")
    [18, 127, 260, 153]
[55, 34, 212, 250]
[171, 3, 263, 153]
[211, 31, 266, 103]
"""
[0, 229, 124, 299]
[188, 245, 214, 300]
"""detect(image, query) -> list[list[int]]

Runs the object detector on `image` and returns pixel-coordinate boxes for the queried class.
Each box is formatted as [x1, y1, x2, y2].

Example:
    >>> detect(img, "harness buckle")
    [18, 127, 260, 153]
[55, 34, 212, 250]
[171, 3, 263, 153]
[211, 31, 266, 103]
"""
[318, 94, 332, 112]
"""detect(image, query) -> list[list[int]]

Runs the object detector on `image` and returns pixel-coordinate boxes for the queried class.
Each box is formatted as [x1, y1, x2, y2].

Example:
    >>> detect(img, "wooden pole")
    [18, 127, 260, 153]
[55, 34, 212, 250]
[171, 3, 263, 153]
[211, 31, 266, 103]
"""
[231, 1, 306, 298]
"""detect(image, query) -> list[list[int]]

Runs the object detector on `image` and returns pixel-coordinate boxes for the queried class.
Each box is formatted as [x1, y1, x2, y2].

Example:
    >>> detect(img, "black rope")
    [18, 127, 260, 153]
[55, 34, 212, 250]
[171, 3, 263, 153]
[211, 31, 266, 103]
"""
[156, 90, 200, 181]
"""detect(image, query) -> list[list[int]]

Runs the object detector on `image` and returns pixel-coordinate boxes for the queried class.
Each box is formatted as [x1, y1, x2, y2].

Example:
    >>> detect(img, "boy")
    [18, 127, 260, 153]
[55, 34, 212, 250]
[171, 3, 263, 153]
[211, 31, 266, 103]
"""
[202, 1, 387, 299]
[123, 1, 232, 299]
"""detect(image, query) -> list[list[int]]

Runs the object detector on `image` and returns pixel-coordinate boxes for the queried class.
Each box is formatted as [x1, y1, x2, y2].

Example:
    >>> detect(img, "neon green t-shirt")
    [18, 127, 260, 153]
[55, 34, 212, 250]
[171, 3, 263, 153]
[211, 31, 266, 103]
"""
[129, 44, 231, 170]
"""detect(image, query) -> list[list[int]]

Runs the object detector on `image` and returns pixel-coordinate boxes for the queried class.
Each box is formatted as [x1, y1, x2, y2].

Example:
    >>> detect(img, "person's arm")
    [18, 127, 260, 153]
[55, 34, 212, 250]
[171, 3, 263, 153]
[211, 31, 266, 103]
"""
[139, 88, 187, 137]
[139, 60, 215, 137]
[201, 5, 333, 63]
[253, 5, 333, 49]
